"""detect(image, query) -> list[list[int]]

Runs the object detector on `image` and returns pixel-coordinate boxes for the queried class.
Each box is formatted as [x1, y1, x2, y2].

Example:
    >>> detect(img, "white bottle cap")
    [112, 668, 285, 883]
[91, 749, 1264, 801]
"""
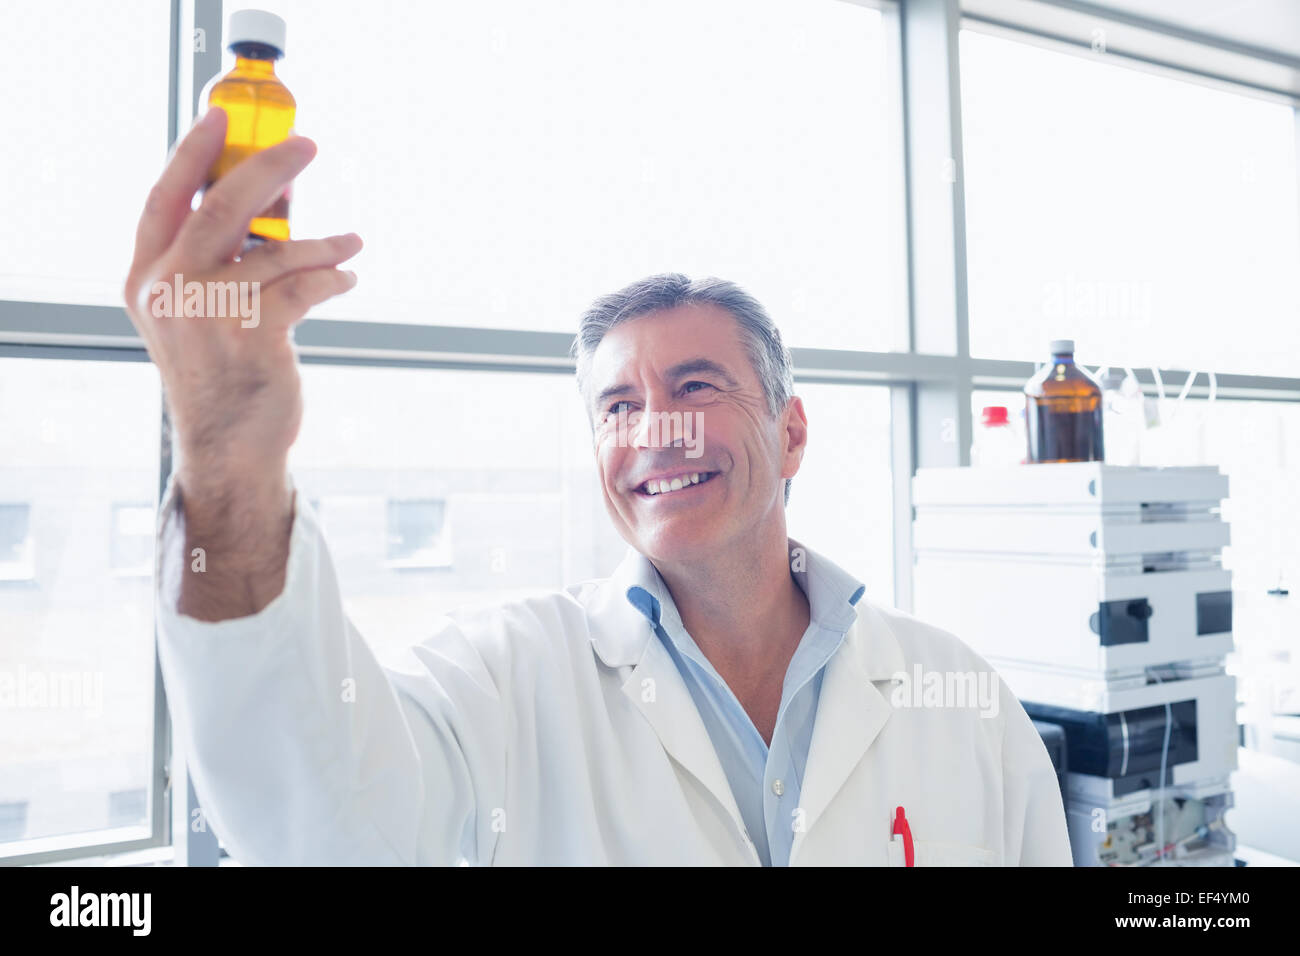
[1049, 338, 1075, 355]
[227, 9, 287, 55]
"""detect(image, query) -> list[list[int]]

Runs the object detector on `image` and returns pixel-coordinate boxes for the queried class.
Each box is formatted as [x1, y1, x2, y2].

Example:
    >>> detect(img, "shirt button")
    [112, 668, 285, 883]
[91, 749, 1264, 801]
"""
[771, 778, 785, 797]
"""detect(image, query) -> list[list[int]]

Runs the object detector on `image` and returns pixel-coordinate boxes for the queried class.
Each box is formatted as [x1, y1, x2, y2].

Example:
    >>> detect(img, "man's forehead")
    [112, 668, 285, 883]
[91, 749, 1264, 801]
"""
[588, 303, 747, 382]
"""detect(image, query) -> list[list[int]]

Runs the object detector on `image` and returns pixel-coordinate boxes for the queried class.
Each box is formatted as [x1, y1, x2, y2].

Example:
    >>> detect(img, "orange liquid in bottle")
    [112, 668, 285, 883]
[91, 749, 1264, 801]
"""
[204, 42, 296, 242]
[1024, 343, 1105, 463]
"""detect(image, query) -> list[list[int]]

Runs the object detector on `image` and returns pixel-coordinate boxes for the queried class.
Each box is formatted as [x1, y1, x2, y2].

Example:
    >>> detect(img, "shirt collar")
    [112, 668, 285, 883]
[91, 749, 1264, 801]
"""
[619, 536, 866, 642]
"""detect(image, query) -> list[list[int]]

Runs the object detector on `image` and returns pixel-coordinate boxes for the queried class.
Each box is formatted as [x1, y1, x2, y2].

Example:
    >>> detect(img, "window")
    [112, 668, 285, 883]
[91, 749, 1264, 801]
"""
[787, 382, 896, 608]
[289, 364, 627, 664]
[0, 803, 28, 843]
[245, 0, 908, 350]
[290, 365, 897, 662]
[0, 2, 172, 306]
[0, 504, 34, 581]
[386, 499, 451, 568]
[1174, 397, 1300, 597]
[0, 358, 161, 848]
[110, 504, 155, 577]
[960, 29, 1300, 375]
[107, 788, 148, 830]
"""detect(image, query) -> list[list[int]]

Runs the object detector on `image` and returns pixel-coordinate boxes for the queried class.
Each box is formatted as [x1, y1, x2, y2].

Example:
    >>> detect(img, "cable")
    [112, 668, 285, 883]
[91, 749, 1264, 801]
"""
[1146, 668, 1174, 865]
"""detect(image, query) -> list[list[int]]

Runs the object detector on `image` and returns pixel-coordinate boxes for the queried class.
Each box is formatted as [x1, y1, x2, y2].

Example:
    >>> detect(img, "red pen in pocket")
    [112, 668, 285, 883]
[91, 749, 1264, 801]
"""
[892, 806, 914, 867]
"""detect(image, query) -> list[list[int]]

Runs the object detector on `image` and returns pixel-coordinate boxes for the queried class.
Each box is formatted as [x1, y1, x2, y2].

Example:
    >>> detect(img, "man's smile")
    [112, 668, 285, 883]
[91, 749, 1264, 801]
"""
[633, 469, 721, 499]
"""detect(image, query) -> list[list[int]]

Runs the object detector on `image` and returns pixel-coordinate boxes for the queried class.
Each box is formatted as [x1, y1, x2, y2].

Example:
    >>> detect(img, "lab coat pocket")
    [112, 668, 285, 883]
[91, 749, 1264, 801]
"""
[888, 838, 998, 867]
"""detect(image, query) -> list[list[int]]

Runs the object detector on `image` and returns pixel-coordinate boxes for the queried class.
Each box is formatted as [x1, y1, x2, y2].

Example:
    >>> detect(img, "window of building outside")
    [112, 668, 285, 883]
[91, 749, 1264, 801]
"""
[0, 358, 161, 847]
[961, 29, 1300, 376]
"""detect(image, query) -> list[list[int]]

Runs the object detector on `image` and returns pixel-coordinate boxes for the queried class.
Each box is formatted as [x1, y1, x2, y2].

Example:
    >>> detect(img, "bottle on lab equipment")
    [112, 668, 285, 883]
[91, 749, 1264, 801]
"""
[970, 405, 1024, 466]
[202, 9, 295, 244]
[1023, 339, 1105, 463]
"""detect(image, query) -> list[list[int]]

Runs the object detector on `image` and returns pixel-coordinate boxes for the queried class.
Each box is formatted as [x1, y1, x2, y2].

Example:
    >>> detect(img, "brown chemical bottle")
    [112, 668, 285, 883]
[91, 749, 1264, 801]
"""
[201, 9, 295, 246]
[1024, 339, 1105, 463]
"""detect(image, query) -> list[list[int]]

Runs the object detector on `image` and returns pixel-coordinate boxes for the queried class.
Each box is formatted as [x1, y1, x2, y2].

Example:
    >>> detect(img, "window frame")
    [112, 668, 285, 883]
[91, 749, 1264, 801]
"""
[0, 0, 1296, 865]
[0, 502, 36, 582]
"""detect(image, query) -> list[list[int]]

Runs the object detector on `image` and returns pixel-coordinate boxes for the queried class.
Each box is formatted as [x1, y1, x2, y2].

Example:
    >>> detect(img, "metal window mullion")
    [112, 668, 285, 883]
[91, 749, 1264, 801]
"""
[1035, 0, 1300, 68]
[149, 0, 185, 870]
[961, 12, 1300, 106]
[892, 0, 973, 617]
[5, 304, 1300, 396]
[158, 0, 225, 869]
[900, 0, 973, 468]
[889, 382, 916, 612]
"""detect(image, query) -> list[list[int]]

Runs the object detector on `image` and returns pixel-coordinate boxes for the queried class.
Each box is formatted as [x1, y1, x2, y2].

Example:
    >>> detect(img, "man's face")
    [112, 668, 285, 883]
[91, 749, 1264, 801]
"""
[586, 303, 806, 564]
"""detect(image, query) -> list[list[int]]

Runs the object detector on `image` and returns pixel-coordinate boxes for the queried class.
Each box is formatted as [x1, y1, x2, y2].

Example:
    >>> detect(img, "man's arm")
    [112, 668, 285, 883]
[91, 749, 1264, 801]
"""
[172, 472, 294, 620]
[124, 105, 357, 621]
[154, 475, 512, 864]
[129, 111, 502, 864]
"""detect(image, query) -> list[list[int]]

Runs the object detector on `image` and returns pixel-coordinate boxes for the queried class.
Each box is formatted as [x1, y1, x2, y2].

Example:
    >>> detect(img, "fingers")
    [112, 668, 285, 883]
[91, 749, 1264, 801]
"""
[236, 233, 363, 284]
[129, 108, 229, 277]
[175, 135, 317, 267]
[257, 266, 358, 330]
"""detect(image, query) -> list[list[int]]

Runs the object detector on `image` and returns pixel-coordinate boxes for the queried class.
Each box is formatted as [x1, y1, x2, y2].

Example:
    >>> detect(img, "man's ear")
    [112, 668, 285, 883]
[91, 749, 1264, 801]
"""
[780, 395, 808, 481]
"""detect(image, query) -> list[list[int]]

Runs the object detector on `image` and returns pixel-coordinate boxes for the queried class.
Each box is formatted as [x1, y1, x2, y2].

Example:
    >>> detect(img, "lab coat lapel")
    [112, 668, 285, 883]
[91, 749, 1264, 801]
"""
[589, 547, 753, 856]
[619, 636, 751, 851]
[790, 603, 905, 862]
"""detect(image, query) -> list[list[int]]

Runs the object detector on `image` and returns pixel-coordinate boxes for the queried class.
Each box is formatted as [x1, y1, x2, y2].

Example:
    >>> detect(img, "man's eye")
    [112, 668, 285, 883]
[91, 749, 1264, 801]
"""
[606, 400, 633, 416]
[683, 381, 713, 395]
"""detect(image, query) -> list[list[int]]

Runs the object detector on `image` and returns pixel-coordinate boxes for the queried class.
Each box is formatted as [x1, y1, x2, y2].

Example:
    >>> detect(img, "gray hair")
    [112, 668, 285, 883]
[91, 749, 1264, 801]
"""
[570, 273, 796, 505]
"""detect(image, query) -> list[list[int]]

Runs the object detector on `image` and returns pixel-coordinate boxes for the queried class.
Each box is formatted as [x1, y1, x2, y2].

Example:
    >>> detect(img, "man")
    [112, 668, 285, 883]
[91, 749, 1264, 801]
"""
[124, 108, 1072, 866]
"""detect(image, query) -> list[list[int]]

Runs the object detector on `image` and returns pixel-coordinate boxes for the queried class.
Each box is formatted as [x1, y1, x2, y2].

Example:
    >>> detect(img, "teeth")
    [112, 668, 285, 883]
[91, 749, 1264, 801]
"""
[643, 473, 712, 496]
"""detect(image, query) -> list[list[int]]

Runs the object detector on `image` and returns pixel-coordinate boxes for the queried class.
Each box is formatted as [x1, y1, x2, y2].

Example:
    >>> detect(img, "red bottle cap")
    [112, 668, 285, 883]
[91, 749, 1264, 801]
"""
[981, 405, 1009, 426]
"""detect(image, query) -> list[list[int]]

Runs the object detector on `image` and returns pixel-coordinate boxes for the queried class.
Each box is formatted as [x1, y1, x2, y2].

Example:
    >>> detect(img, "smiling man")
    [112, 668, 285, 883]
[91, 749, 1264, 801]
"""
[582, 290, 817, 759]
[128, 111, 1072, 866]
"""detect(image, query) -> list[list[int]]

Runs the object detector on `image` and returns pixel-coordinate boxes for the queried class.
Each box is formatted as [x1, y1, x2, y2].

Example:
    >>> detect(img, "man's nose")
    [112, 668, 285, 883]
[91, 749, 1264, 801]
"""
[628, 397, 684, 450]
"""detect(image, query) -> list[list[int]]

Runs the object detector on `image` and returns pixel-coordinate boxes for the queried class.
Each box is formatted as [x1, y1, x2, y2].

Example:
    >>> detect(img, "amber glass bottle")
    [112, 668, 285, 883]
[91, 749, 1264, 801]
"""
[203, 10, 295, 243]
[1024, 339, 1105, 463]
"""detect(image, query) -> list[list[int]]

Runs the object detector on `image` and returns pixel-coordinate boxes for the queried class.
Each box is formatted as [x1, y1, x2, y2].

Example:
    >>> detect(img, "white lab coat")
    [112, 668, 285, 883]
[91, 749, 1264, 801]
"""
[154, 479, 1073, 866]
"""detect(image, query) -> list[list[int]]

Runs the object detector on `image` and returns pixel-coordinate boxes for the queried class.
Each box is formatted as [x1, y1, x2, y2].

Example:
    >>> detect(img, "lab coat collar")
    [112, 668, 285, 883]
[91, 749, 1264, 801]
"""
[587, 539, 906, 862]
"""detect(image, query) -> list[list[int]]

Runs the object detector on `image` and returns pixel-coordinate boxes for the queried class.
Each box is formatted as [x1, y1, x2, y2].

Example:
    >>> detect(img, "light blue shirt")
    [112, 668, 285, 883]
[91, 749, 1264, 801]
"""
[623, 538, 866, 866]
